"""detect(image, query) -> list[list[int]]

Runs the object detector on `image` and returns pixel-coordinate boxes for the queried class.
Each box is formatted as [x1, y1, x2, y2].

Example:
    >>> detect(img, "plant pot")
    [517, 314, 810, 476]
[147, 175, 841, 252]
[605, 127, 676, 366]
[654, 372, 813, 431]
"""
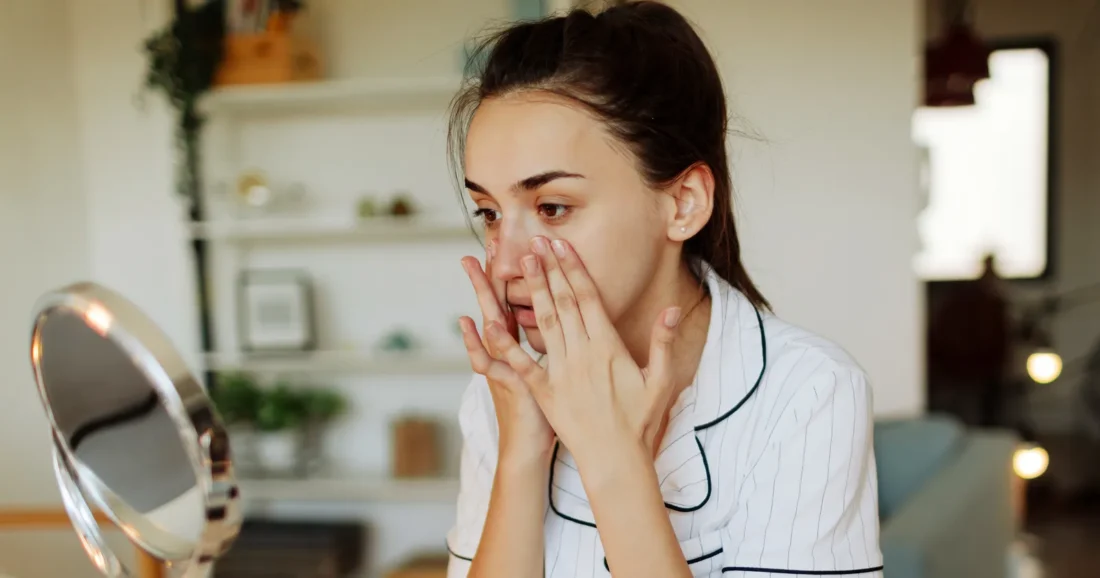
[226, 424, 260, 474]
[255, 430, 302, 476]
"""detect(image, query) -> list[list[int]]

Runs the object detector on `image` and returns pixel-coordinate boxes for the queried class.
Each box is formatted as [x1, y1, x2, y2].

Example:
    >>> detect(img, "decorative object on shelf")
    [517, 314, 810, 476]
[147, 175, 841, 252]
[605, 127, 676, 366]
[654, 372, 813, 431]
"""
[227, 170, 308, 215]
[236, 170, 274, 208]
[141, 0, 225, 208]
[389, 191, 417, 217]
[238, 269, 317, 352]
[356, 195, 379, 219]
[391, 416, 443, 479]
[355, 192, 418, 221]
[377, 328, 418, 353]
[217, 0, 322, 86]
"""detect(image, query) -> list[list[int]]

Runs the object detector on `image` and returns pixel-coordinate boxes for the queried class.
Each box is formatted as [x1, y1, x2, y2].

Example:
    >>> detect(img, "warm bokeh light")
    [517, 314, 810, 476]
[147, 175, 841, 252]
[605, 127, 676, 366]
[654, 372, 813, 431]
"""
[1013, 444, 1049, 480]
[84, 303, 113, 336]
[1027, 350, 1063, 384]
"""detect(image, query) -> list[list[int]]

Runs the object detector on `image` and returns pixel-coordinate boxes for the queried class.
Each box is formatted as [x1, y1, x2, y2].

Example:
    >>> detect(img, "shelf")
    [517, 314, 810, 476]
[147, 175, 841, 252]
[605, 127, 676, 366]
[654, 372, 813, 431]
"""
[189, 217, 477, 244]
[201, 76, 464, 116]
[204, 350, 472, 375]
[239, 475, 459, 503]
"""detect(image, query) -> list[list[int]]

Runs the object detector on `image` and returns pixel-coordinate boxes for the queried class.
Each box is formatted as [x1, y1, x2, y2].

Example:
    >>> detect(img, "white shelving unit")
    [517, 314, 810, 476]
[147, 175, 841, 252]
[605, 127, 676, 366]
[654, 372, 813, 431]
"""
[201, 76, 465, 117]
[197, 75, 477, 520]
[239, 475, 459, 504]
[205, 350, 470, 375]
[190, 216, 475, 244]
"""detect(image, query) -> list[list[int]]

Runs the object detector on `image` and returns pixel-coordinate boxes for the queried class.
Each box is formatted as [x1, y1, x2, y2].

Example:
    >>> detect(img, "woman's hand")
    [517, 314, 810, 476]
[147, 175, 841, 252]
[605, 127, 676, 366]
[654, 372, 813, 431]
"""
[484, 236, 683, 464]
[460, 241, 555, 464]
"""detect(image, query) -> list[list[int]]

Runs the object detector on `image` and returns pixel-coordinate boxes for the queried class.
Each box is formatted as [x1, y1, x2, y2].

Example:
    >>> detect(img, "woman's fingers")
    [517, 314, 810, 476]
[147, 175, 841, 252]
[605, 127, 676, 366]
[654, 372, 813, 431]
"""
[644, 307, 681, 389]
[486, 240, 519, 339]
[462, 256, 504, 324]
[522, 251, 567, 358]
[461, 316, 529, 386]
[550, 238, 616, 339]
[486, 320, 548, 390]
[459, 316, 495, 374]
[534, 237, 589, 346]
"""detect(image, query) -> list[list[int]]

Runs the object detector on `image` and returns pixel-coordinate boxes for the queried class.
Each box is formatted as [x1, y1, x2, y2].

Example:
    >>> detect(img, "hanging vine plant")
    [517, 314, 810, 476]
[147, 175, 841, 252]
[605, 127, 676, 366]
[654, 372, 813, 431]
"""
[141, 0, 226, 218]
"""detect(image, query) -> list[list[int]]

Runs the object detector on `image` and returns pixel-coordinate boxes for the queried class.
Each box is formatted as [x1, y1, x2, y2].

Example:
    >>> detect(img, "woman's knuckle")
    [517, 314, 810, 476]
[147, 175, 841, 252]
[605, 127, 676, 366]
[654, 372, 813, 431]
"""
[538, 312, 558, 330]
[554, 293, 577, 312]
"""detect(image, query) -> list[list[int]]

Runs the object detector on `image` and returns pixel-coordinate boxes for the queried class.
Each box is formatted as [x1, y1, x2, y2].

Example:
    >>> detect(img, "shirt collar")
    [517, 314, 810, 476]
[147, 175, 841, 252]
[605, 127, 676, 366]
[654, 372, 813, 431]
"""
[549, 263, 768, 527]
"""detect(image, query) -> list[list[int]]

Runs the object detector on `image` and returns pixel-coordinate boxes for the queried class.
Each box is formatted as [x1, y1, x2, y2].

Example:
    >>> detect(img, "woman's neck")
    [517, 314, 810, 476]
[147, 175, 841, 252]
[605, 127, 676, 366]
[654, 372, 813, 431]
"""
[617, 260, 711, 389]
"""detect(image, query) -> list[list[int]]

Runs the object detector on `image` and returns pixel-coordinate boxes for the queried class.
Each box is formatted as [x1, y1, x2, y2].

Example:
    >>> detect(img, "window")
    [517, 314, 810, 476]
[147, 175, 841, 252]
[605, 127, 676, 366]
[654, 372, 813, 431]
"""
[912, 44, 1053, 280]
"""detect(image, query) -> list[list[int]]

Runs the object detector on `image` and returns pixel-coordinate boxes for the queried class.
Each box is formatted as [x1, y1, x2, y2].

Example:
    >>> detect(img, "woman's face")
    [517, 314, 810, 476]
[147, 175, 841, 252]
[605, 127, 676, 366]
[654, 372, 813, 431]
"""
[464, 91, 673, 354]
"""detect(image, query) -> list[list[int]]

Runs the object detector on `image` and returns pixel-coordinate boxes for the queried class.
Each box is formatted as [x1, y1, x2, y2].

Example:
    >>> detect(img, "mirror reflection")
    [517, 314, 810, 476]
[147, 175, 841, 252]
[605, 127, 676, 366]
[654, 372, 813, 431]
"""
[35, 308, 205, 551]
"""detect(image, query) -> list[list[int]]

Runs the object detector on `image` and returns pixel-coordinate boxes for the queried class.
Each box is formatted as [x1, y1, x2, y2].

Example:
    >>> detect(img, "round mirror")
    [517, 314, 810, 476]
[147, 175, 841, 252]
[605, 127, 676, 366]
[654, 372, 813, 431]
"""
[28, 282, 242, 577]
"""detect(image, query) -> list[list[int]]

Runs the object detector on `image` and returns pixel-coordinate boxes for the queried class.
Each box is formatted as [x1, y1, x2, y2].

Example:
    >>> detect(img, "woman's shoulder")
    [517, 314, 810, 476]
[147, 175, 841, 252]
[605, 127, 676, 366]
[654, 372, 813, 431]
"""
[753, 310, 874, 414]
[761, 312, 867, 377]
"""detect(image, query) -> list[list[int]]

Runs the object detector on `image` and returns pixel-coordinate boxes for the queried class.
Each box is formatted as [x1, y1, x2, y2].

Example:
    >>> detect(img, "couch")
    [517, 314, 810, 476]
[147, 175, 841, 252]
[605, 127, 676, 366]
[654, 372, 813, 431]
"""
[874, 414, 1019, 578]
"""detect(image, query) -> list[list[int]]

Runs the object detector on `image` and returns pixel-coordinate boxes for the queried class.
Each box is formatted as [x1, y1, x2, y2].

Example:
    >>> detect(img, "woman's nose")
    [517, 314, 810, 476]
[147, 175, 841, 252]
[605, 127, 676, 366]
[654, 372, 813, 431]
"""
[490, 231, 531, 282]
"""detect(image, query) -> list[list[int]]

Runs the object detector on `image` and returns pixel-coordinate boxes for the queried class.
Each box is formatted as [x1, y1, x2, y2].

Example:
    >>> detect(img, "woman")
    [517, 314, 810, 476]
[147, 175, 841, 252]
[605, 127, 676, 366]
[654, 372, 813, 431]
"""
[446, 3, 881, 577]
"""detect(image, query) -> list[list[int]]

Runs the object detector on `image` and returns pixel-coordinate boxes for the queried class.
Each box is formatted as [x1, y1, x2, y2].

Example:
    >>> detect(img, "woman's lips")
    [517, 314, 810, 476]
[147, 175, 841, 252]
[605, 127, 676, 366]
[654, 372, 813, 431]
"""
[511, 305, 537, 328]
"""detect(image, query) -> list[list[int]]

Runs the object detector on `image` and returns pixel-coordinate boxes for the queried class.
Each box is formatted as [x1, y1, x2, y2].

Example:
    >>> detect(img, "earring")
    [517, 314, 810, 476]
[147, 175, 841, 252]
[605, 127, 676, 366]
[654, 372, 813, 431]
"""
[680, 226, 687, 233]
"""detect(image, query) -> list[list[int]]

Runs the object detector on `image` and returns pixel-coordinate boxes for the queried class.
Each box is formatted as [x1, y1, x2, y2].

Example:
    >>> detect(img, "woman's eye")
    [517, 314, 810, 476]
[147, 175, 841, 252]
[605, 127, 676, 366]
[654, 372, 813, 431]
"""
[537, 204, 570, 220]
[472, 207, 501, 226]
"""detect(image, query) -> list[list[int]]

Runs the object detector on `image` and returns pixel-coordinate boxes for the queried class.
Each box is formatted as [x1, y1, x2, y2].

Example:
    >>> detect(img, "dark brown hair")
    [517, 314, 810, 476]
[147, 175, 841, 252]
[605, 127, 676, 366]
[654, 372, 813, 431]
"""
[447, 1, 769, 310]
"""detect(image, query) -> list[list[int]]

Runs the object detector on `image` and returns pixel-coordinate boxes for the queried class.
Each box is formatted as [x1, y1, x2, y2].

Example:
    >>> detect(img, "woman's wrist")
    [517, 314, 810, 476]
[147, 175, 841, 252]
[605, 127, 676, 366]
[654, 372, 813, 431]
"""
[571, 431, 652, 494]
[498, 439, 554, 476]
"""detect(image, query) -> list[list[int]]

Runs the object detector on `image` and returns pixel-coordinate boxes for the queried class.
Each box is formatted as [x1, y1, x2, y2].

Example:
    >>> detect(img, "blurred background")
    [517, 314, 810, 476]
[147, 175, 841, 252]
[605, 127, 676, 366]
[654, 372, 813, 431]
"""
[0, 0, 1096, 577]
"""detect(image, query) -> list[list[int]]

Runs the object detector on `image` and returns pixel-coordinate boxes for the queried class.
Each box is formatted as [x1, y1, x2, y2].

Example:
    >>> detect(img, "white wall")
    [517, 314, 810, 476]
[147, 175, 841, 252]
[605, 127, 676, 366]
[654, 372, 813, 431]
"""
[69, 0, 205, 376]
[671, 0, 923, 417]
[0, 2, 133, 577]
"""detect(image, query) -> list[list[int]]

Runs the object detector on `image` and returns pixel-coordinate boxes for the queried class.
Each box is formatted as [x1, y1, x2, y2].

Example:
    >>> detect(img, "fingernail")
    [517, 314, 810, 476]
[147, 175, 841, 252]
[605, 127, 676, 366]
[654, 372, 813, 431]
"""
[664, 307, 682, 328]
[551, 239, 567, 258]
[523, 255, 540, 274]
[531, 236, 549, 254]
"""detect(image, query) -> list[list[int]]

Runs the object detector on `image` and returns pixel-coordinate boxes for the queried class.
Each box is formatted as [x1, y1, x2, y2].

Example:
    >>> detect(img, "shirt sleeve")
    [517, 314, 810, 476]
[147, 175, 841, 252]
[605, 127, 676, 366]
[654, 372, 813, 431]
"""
[721, 363, 884, 577]
[446, 374, 498, 578]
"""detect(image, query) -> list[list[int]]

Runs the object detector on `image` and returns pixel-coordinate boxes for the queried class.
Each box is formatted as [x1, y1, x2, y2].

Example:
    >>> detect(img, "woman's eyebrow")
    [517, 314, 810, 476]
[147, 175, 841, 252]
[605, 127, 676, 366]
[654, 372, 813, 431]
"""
[465, 170, 585, 196]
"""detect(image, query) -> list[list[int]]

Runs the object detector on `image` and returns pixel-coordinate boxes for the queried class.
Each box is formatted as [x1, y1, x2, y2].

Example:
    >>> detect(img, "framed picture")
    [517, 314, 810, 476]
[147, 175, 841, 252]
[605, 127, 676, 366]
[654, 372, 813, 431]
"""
[237, 270, 316, 352]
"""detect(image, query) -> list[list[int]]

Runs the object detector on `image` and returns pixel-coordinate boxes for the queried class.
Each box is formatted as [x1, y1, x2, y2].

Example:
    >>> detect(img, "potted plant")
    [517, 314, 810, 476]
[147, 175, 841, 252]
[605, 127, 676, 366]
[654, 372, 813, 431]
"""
[253, 382, 309, 476]
[299, 388, 348, 472]
[210, 372, 263, 469]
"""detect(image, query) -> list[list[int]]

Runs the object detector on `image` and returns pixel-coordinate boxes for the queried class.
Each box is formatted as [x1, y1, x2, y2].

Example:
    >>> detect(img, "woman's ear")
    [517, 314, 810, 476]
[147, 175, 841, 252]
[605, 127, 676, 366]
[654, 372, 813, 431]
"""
[665, 162, 714, 242]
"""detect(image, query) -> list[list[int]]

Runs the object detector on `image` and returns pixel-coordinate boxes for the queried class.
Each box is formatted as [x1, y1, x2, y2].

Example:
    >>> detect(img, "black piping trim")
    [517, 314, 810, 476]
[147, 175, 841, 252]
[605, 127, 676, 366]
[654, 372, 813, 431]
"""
[721, 565, 884, 575]
[665, 435, 711, 512]
[548, 435, 712, 528]
[548, 441, 597, 528]
[695, 305, 766, 432]
[445, 541, 473, 562]
[604, 547, 723, 571]
[69, 391, 160, 451]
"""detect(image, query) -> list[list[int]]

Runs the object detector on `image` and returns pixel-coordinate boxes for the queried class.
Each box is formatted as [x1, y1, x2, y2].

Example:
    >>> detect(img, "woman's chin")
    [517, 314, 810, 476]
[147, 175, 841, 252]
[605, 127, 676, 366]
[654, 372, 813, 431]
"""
[522, 327, 548, 355]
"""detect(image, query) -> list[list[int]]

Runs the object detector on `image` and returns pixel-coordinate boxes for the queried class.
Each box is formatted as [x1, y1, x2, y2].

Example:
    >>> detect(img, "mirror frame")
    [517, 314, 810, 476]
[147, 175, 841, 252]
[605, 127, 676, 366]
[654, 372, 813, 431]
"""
[29, 282, 241, 577]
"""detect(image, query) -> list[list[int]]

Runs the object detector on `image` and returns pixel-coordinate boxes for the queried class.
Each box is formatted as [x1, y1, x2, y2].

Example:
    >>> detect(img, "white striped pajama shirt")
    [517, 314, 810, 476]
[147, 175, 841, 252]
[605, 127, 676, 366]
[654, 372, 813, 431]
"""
[446, 264, 883, 577]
